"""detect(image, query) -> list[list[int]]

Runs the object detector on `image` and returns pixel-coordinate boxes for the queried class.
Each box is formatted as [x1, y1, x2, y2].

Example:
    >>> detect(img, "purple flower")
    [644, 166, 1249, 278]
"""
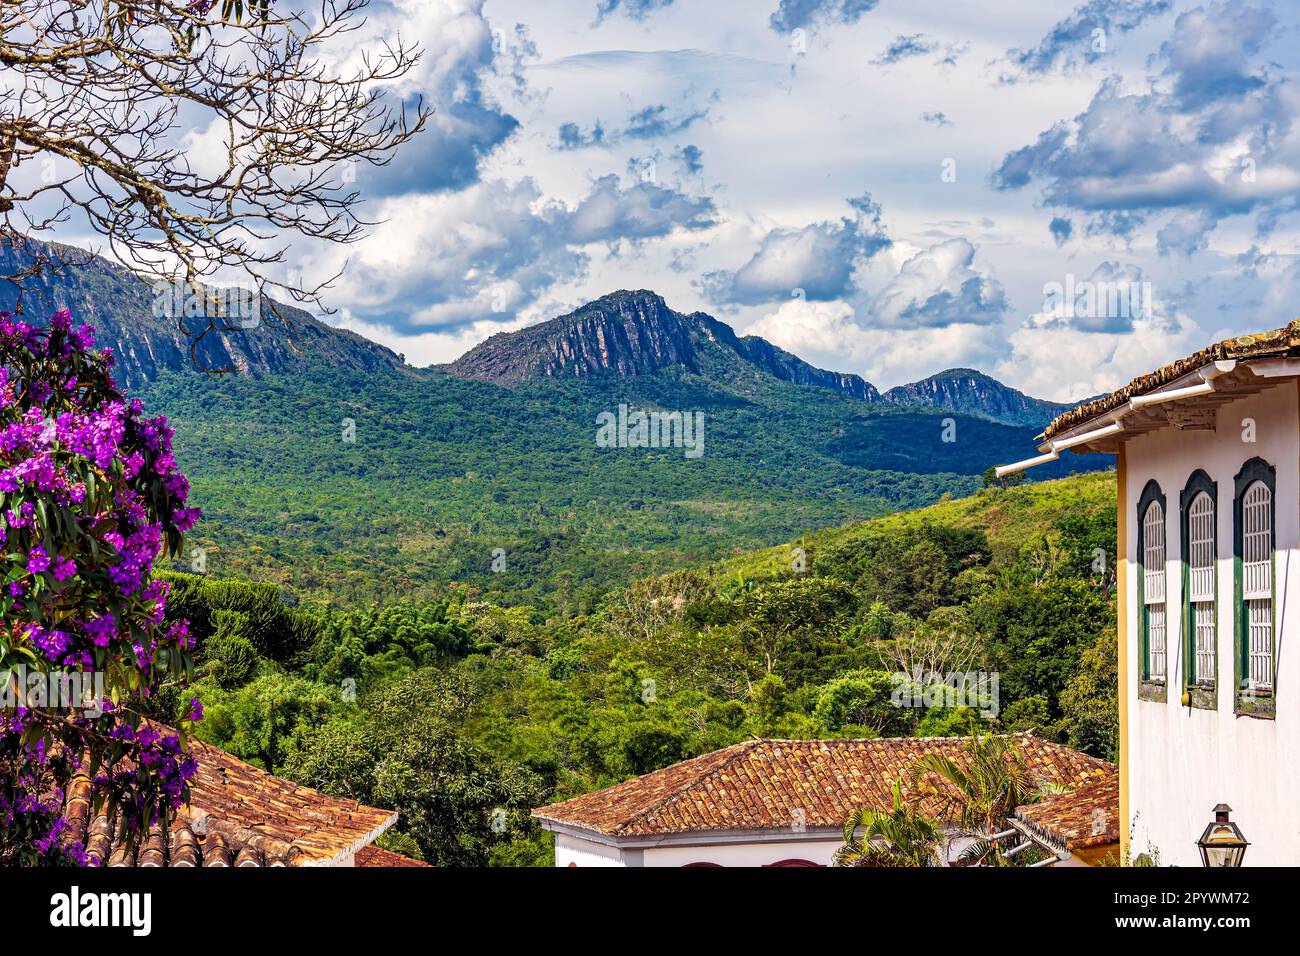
[3, 310, 201, 865]
[26, 545, 51, 574]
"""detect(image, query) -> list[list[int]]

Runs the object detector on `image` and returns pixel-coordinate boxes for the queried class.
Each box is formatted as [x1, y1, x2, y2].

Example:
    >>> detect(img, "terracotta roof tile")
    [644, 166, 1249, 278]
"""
[1041, 319, 1300, 440]
[355, 845, 430, 867]
[1013, 765, 1119, 851]
[533, 734, 1112, 837]
[63, 731, 397, 867]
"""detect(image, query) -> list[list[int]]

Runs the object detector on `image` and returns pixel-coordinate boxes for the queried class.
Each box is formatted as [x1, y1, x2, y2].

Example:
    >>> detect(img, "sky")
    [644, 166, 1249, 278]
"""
[85, 1, 1300, 399]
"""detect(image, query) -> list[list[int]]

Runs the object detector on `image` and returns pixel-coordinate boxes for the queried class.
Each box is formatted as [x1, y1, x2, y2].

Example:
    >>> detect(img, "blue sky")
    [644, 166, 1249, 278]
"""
[192, 1, 1300, 397]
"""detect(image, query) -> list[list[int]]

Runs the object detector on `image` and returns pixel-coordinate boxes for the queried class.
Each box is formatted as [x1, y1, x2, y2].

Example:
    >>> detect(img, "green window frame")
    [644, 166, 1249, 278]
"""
[1233, 457, 1276, 717]
[1136, 480, 1167, 689]
[1180, 469, 1218, 708]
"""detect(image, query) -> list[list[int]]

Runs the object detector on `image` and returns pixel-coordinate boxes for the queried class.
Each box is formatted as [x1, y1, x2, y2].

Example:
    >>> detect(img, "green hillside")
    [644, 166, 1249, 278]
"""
[164, 471, 1120, 866]
[142, 365, 1107, 609]
[714, 470, 1118, 583]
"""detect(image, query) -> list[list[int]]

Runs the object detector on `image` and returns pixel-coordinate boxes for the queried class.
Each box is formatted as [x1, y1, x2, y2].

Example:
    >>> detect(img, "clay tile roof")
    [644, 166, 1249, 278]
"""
[355, 845, 430, 868]
[1041, 319, 1300, 441]
[532, 734, 1112, 838]
[1013, 765, 1119, 852]
[66, 731, 397, 867]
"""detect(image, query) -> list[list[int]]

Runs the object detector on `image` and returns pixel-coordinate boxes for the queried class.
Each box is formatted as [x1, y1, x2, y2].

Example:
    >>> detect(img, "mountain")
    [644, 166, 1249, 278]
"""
[3, 243, 1106, 606]
[5, 241, 1068, 428]
[447, 290, 880, 401]
[884, 368, 1068, 428]
[0, 239, 404, 389]
[449, 291, 1081, 428]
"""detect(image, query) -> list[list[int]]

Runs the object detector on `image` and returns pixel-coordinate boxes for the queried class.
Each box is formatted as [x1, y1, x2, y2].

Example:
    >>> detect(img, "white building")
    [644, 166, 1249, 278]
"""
[533, 735, 1114, 867]
[1000, 321, 1300, 866]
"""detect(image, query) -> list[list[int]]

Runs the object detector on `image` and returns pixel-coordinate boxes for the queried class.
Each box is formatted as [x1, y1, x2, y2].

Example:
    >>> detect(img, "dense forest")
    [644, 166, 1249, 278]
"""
[140, 365, 1106, 611]
[148, 471, 1119, 866]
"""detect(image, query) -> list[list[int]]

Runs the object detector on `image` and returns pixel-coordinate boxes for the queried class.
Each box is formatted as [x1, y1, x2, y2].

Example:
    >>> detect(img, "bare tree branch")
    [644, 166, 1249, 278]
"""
[0, 0, 429, 364]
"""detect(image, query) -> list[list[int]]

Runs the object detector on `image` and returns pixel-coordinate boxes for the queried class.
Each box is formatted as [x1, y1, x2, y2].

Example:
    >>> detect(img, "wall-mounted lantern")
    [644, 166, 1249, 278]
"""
[1196, 804, 1249, 868]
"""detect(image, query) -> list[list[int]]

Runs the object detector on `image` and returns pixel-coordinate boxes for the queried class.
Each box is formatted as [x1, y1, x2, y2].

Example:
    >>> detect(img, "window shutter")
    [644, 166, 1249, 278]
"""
[1241, 482, 1271, 599]
[1240, 479, 1273, 690]
[1188, 492, 1215, 602]
[1142, 500, 1166, 681]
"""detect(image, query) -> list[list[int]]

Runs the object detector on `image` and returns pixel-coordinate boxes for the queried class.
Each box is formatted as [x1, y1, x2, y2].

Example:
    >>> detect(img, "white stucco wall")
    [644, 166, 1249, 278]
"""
[551, 829, 982, 866]
[554, 832, 628, 867]
[552, 831, 841, 867]
[642, 838, 841, 867]
[1124, 381, 1300, 866]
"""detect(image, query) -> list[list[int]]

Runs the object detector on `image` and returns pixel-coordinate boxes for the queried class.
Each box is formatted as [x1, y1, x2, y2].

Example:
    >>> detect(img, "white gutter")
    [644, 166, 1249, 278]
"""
[1051, 421, 1124, 451]
[1128, 360, 1235, 409]
[994, 360, 1237, 478]
[994, 420, 1126, 478]
[994, 451, 1059, 478]
[1128, 382, 1213, 408]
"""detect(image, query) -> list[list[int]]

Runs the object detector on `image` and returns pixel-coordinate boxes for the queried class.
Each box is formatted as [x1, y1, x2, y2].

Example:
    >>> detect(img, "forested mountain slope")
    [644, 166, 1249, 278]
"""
[170, 472, 1120, 866]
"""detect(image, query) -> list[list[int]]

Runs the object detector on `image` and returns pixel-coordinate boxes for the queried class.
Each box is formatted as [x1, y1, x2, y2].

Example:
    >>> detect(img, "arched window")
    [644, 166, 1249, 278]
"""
[1181, 472, 1218, 690]
[764, 859, 822, 867]
[1234, 458, 1276, 705]
[1137, 481, 1167, 683]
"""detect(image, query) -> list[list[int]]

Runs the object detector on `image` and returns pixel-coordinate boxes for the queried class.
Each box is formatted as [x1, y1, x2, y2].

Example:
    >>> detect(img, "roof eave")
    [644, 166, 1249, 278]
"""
[1004, 355, 1300, 477]
[1037, 359, 1239, 447]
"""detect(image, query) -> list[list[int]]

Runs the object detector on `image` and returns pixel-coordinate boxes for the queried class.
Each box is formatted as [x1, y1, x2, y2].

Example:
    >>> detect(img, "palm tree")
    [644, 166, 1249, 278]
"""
[909, 727, 1049, 866]
[835, 777, 943, 867]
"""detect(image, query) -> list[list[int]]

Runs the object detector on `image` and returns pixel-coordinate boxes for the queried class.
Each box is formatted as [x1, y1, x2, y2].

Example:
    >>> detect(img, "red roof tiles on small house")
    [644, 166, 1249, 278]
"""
[65, 732, 398, 867]
[532, 734, 1112, 838]
[1013, 766, 1120, 854]
[355, 844, 430, 868]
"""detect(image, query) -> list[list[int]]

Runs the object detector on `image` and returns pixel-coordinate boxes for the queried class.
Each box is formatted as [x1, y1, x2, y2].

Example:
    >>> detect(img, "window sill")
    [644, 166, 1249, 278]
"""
[1138, 681, 1167, 703]
[1183, 684, 1217, 710]
[1234, 691, 1275, 719]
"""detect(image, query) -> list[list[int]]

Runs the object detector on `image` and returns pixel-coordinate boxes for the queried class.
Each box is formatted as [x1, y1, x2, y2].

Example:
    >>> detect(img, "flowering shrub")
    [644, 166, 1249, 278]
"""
[1, 310, 201, 866]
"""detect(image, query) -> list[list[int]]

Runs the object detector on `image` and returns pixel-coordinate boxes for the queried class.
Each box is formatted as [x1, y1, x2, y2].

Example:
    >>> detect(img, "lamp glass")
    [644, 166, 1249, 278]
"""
[1196, 821, 1248, 868]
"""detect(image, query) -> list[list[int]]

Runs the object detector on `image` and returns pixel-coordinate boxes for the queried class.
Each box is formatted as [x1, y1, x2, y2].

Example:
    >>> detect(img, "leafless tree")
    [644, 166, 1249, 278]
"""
[0, 0, 427, 364]
[876, 607, 983, 681]
[603, 570, 714, 645]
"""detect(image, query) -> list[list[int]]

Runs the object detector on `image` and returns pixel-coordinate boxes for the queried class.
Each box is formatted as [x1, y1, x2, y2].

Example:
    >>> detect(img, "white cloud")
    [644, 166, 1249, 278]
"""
[745, 297, 859, 356]
[303, 169, 716, 336]
[866, 237, 1007, 327]
[333, 312, 530, 367]
[744, 295, 1006, 390]
[997, 310, 1205, 402]
[565, 174, 716, 243]
[308, 178, 582, 334]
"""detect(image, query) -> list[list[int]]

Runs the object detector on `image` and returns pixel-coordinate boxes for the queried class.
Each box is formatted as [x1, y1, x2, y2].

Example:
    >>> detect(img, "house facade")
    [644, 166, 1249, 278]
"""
[549, 826, 846, 868]
[999, 321, 1300, 866]
[533, 735, 1115, 867]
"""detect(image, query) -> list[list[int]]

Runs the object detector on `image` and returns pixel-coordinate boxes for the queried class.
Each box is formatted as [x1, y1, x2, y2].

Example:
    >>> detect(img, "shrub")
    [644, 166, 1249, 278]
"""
[1, 311, 200, 865]
[204, 611, 260, 690]
[813, 670, 914, 737]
